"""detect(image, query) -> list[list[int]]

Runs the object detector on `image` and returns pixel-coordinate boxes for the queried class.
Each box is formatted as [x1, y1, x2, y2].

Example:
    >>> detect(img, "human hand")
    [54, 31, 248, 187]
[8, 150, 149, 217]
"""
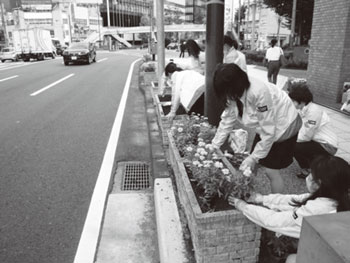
[228, 195, 246, 211]
[246, 192, 263, 204]
[239, 155, 257, 172]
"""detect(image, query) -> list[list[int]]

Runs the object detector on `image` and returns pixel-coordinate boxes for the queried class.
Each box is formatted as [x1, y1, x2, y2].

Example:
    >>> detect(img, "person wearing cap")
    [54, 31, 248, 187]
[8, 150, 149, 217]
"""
[288, 83, 338, 179]
[265, 38, 284, 84]
[210, 63, 302, 193]
[223, 35, 247, 73]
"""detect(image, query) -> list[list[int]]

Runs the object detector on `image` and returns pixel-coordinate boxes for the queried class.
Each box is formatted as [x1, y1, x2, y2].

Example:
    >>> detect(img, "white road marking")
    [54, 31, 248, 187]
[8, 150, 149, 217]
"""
[73, 58, 141, 263]
[30, 73, 74, 96]
[96, 58, 108, 63]
[0, 75, 19, 82]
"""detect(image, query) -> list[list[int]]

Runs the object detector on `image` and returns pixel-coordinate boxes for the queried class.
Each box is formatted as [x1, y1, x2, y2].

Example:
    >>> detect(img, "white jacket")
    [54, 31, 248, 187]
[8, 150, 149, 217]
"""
[170, 70, 205, 113]
[212, 76, 299, 161]
[224, 47, 247, 73]
[239, 193, 337, 238]
[298, 102, 338, 152]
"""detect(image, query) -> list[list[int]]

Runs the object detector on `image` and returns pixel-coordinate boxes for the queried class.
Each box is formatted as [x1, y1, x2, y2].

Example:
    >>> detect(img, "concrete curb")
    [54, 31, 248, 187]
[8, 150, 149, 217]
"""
[154, 178, 187, 263]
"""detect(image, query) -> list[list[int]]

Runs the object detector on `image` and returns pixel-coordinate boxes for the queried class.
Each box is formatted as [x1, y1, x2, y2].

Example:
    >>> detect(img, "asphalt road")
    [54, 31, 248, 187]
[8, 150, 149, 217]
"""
[0, 51, 141, 263]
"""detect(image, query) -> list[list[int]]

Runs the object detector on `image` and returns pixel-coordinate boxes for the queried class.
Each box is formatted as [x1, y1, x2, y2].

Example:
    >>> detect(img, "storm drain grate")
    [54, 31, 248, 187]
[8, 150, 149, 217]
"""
[121, 162, 150, 191]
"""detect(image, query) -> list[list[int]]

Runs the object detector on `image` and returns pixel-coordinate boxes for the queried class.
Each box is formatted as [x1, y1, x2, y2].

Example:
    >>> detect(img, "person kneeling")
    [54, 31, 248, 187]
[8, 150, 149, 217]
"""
[229, 155, 350, 262]
[288, 83, 338, 179]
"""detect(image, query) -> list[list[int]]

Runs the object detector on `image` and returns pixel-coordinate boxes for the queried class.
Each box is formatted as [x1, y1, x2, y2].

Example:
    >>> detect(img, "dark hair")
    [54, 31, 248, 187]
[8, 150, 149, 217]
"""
[224, 35, 234, 47]
[165, 62, 183, 77]
[292, 155, 350, 212]
[271, 38, 277, 47]
[186, 39, 201, 58]
[213, 63, 250, 107]
[288, 82, 313, 105]
[224, 35, 239, 50]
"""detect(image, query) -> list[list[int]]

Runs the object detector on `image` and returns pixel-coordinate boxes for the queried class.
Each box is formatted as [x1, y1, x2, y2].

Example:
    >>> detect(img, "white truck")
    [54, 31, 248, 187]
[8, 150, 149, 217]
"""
[12, 28, 55, 61]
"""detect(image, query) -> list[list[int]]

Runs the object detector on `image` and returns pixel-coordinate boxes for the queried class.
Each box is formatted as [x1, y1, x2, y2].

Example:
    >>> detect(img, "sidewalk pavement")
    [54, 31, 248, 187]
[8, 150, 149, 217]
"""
[93, 59, 350, 263]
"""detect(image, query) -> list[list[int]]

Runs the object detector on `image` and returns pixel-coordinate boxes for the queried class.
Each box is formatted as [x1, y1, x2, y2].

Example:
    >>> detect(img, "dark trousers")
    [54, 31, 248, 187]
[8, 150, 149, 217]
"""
[267, 61, 280, 84]
[294, 141, 331, 169]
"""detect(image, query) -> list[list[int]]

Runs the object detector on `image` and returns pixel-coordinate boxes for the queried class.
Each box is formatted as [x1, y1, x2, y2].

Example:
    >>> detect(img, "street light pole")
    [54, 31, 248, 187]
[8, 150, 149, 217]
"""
[290, 0, 297, 47]
[106, 0, 111, 50]
[156, 0, 165, 89]
[0, 2, 8, 47]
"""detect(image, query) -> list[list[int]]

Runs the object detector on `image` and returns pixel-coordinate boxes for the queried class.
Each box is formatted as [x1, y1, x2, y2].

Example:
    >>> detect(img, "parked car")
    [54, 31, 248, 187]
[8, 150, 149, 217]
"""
[0, 47, 19, 62]
[167, 43, 179, 50]
[62, 42, 96, 65]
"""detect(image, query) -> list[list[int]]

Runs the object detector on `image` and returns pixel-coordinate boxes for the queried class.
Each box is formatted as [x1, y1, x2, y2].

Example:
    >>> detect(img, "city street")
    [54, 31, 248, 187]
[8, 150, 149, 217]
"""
[0, 51, 140, 263]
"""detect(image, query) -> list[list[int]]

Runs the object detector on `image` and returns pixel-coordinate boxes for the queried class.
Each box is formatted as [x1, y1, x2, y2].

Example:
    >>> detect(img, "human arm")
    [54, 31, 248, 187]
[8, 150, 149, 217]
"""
[250, 86, 277, 161]
[297, 105, 323, 142]
[158, 72, 167, 96]
[229, 196, 302, 238]
[167, 72, 181, 118]
[256, 193, 310, 211]
[211, 102, 238, 149]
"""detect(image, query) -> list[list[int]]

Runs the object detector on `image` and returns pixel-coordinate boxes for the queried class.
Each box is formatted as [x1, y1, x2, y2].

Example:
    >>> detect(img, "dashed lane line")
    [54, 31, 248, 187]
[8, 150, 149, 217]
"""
[96, 58, 108, 63]
[0, 75, 19, 82]
[30, 73, 75, 96]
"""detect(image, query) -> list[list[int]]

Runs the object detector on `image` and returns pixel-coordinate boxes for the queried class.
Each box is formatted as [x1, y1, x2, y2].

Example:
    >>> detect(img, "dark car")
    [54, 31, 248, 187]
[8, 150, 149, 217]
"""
[63, 42, 96, 65]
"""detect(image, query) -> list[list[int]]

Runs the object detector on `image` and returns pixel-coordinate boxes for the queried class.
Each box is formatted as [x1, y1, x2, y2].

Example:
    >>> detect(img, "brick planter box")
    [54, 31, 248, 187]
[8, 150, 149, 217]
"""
[167, 131, 261, 263]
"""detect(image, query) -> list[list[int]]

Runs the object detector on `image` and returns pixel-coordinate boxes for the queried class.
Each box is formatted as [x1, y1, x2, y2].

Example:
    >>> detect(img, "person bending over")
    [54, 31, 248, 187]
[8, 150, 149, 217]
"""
[164, 62, 205, 122]
[210, 63, 301, 193]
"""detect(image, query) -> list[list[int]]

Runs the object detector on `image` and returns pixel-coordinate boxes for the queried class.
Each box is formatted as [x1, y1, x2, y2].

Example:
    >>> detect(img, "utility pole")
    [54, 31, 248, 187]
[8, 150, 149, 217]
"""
[97, 4, 101, 47]
[106, 0, 111, 50]
[0, 2, 8, 47]
[237, 0, 241, 40]
[205, 0, 225, 126]
[156, 0, 165, 89]
[250, 0, 256, 50]
[290, 0, 297, 47]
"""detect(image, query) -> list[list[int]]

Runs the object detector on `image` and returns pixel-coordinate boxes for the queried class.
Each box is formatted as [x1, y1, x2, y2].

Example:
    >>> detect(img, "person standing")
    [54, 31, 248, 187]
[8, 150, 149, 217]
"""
[288, 83, 338, 179]
[265, 38, 283, 84]
[179, 41, 186, 58]
[223, 35, 247, 72]
[210, 63, 302, 193]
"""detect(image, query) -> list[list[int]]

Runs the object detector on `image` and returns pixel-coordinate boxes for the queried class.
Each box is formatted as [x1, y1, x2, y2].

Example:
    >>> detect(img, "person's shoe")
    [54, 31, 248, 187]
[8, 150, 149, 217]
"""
[296, 173, 308, 179]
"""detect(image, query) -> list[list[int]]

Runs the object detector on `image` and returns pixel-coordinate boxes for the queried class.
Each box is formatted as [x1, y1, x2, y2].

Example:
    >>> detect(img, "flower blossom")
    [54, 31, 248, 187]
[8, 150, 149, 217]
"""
[243, 168, 252, 177]
[198, 142, 206, 147]
[186, 147, 193, 152]
[177, 127, 184, 132]
[199, 155, 205, 161]
[214, 161, 223, 168]
[221, 168, 230, 175]
[192, 160, 200, 166]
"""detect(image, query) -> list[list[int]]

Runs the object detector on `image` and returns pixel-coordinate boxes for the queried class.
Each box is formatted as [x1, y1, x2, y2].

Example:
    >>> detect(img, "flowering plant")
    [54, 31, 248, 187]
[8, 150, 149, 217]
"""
[171, 113, 253, 211]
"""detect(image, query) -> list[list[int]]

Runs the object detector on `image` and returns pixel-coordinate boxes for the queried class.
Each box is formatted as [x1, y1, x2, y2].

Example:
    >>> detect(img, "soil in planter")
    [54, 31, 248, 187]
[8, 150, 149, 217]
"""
[158, 94, 171, 102]
[162, 105, 187, 116]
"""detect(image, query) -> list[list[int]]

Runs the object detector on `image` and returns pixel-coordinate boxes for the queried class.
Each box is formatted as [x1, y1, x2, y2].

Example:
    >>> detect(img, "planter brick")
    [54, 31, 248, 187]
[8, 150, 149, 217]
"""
[167, 131, 261, 263]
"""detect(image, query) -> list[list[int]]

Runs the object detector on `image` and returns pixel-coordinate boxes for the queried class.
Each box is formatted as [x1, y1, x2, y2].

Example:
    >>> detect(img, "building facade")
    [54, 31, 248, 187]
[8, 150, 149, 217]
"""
[240, 0, 290, 50]
[1, 0, 103, 46]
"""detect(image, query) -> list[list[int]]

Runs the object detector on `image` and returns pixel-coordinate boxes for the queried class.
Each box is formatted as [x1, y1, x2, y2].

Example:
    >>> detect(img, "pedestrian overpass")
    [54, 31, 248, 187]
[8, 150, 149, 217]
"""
[84, 24, 206, 47]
